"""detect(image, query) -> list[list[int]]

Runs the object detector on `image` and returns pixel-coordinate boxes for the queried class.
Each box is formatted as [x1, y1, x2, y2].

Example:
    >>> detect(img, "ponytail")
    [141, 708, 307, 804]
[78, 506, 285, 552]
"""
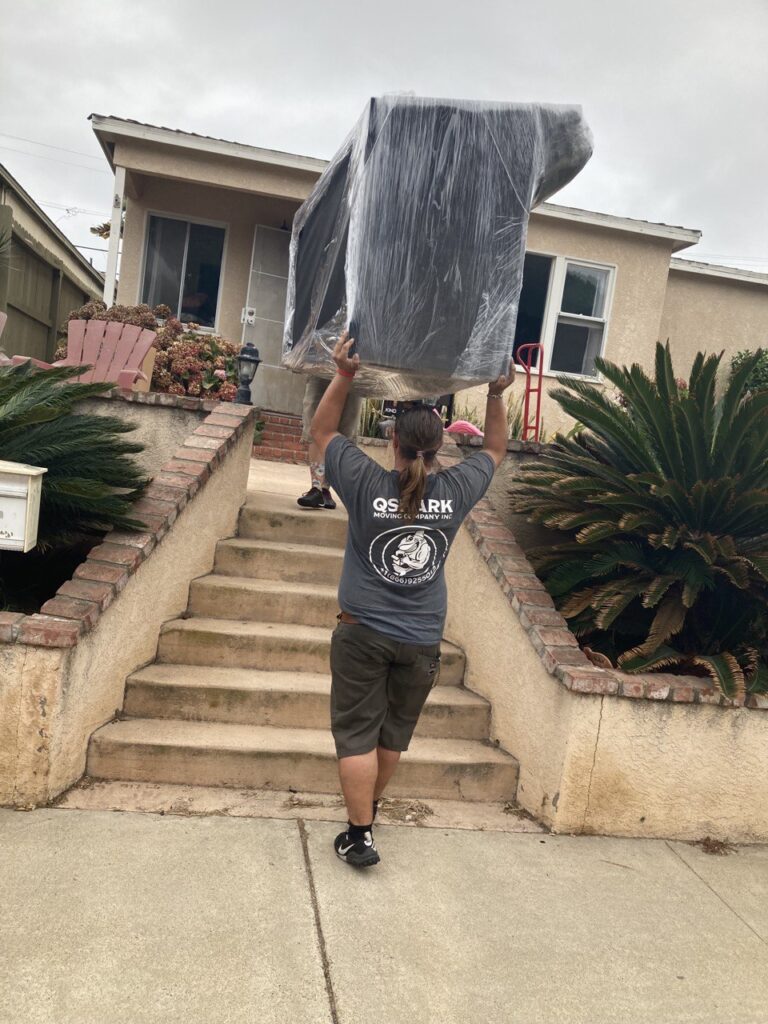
[398, 457, 429, 520]
[394, 406, 444, 520]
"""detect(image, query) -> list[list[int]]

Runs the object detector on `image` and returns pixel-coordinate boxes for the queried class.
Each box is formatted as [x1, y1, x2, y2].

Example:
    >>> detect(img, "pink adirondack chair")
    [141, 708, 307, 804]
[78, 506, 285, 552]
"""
[9, 319, 157, 389]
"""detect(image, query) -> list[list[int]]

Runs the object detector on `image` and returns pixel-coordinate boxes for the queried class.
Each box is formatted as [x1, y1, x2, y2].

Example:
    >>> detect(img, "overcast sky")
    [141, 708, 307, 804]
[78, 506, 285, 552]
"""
[1, 0, 766, 274]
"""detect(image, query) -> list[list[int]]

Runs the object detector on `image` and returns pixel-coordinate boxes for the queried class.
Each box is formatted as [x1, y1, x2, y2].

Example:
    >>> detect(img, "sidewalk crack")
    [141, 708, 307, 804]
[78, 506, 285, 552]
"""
[665, 841, 767, 947]
[298, 818, 340, 1024]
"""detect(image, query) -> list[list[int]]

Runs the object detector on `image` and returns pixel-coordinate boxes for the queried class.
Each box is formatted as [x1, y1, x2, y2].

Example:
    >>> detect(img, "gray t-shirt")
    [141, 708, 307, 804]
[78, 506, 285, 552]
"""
[324, 436, 495, 644]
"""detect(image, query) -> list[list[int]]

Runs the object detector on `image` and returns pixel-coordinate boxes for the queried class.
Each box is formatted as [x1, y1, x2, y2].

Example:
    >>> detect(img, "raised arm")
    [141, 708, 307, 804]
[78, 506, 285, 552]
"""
[482, 360, 516, 467]
[310, 332, 360, 456]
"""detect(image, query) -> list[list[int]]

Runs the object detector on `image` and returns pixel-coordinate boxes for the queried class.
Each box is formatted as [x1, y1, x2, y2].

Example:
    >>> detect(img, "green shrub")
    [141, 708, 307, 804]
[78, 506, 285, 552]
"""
[511, 343, 768, 697]
[0, 362, 147, 609]
[359, 398, 384, 438]
[731, 349, 768, 393]
[506, 392, 546, 442]
[451, 400, 485, 430]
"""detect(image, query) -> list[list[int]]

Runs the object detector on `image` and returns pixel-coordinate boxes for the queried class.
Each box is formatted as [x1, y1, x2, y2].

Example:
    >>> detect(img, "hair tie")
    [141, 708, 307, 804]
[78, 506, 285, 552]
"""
[415, 450, 425, 459]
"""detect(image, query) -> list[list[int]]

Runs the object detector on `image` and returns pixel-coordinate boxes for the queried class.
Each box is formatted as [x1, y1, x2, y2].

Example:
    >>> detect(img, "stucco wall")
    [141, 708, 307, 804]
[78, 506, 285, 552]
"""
[0, 645, 65, 806]
[1, 428, 253, 807]
[445, 524, 768, 842]
[659, 268, 768, 374]
[113, 138, 319, 203]
[73, 395, 204, 477]
[444, 527, 600, 826]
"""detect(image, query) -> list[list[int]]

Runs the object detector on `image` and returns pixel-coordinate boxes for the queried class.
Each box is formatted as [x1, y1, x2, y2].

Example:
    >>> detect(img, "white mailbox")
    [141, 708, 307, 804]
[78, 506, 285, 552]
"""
[0, 460, 47, 553]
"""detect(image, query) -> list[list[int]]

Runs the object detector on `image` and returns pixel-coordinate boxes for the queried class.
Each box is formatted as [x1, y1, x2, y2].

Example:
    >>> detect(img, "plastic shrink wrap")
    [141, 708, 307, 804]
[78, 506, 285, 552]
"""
[283, 95, 592, 398]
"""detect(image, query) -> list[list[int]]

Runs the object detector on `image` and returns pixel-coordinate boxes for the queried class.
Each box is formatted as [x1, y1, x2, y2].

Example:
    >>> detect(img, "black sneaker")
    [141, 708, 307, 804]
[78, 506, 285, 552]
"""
[297, 487, 325, 509]
[321, 488, 337, 510]
[334, 828, 380, 868]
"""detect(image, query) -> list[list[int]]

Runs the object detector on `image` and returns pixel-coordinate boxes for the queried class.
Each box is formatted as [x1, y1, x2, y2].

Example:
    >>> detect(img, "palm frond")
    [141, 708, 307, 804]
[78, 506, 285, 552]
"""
[0, 365, 147, 549]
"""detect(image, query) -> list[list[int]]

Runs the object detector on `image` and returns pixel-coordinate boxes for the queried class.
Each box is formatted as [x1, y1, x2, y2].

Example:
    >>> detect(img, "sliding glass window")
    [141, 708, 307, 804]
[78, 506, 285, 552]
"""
[142, 215, 225, 329]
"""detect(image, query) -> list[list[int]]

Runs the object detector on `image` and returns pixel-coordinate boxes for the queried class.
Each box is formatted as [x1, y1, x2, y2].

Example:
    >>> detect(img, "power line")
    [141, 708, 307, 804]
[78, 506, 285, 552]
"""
[75, 243, 109, 253]
[0, 131, 104, 162]
[0, 143, 111, 175]
[39, 200, 108, 217]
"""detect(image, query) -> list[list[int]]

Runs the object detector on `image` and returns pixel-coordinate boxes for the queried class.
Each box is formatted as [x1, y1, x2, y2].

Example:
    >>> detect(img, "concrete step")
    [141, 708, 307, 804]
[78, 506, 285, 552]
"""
[189, 576, 339, 628]
[238, 491, 348, 548]
[124, 664, 490, 739]
[87, 719, 519, 801]
[156, 618, 466, 685]
[57, 780, 545, 834]
[214, 537, 343, 584]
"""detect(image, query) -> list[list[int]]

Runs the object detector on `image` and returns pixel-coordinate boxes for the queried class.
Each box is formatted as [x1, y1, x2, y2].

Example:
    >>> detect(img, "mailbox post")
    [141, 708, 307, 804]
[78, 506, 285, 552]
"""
[0, 460, 47, 553]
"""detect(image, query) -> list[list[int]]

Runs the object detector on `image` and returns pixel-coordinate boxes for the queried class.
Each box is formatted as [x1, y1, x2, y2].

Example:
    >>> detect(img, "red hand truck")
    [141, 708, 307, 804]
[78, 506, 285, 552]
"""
[514, 343, 544, 442]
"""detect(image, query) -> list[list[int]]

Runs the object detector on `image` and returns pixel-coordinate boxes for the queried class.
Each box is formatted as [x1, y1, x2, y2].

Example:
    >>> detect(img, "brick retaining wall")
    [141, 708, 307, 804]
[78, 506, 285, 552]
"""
[0, 399, 255, 649]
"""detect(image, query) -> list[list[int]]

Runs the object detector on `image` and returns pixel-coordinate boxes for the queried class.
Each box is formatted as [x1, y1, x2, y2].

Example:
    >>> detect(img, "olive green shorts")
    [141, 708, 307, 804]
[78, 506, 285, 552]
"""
[330, 621, 442, 759]
[301, 376, 363, 444]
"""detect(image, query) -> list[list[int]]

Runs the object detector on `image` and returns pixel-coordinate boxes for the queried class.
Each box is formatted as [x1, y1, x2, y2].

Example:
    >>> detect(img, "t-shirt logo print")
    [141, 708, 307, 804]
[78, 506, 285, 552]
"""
[369, 527, 449, 586]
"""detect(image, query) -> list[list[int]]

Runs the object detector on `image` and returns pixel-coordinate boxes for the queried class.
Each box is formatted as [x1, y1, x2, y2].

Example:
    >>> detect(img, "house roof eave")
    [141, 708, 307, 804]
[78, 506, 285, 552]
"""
[89, 114, 327, 176]
[669, 256, 768, 287]
[532, 203, 701, 251]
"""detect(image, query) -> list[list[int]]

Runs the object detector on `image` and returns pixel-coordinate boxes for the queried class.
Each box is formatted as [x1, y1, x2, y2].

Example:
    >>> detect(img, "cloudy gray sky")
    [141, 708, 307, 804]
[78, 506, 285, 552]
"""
[1, 0, 766, 273]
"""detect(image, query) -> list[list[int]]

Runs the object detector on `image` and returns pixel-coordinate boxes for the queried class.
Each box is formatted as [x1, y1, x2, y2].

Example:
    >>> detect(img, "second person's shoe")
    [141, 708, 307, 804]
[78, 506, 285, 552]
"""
[297, 487, 326, 509]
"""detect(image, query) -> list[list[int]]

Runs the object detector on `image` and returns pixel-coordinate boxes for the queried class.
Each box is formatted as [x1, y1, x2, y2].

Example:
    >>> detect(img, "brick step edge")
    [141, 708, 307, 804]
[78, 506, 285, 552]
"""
[253, 446, 308, 464]
[260, 432, 307, 446]
[256, 412, 303, 428]
[260, 423, 304, 438]
[257, 439, 308, 453]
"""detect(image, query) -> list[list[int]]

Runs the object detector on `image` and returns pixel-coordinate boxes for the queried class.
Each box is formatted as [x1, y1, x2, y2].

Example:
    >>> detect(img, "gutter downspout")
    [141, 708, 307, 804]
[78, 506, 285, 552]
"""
[103, 165, 125, 305]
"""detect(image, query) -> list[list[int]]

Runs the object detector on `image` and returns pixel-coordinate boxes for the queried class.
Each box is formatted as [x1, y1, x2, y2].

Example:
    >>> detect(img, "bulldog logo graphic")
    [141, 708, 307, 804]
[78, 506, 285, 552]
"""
[391, 531, 431, 577]
[369, 527, 449, 586]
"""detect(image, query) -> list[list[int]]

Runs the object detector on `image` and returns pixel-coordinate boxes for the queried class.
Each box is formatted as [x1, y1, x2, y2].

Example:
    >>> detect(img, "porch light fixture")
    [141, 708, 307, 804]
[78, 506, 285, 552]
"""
[235, 342, 261, 404]
[0, 460, 47, 552]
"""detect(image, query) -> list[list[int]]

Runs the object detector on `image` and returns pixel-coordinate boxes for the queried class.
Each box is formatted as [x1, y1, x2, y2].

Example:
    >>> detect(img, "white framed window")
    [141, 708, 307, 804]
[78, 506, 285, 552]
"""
[513, 253, 615, 378]
[141, 213, 226, 329]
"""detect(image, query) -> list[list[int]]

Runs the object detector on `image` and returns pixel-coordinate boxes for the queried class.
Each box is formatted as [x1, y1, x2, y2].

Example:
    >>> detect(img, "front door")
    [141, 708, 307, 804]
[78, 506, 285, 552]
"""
[241, 225, 305, 415]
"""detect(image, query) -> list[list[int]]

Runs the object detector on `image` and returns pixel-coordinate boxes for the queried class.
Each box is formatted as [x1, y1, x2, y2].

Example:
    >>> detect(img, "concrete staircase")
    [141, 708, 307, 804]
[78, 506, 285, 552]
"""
[86, 463, 519, 804]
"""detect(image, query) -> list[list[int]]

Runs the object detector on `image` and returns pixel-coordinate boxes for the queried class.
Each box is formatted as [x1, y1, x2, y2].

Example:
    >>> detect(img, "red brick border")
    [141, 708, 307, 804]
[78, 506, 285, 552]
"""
[441, 448, 766, 711]
[92, 388, 240, 414]
[1, 401, 255, 649]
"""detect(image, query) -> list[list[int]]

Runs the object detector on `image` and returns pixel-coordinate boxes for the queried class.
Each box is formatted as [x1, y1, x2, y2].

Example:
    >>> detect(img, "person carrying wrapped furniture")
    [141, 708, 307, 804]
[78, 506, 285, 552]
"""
[297, 377, 363, 509]
[311, 332, 515, 867]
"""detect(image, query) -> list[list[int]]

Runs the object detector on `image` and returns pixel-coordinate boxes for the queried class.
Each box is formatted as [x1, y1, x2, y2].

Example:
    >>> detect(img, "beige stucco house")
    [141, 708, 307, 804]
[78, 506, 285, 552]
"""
[91, 115, 768, 432]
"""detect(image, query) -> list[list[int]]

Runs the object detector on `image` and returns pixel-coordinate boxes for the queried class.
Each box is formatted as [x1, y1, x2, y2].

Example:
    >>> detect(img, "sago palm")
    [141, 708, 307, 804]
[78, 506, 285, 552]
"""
[511, 343, 768, 697]
[0, 361, 147, 548]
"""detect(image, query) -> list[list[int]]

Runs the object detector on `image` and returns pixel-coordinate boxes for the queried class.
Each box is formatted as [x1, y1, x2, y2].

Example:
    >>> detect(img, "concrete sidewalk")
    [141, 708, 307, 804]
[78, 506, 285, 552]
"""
[1, 809, 767, 1024]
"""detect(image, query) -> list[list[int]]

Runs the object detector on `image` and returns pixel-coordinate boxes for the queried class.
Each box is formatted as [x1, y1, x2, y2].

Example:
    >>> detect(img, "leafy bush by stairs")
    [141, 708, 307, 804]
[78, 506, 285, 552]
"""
[512, 343, 768, 698]
[0, 362, 147, 609]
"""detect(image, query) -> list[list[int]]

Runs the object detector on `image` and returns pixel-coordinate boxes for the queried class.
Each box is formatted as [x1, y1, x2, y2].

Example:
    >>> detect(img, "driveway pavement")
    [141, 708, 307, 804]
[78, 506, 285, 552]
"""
[1, 808, 767, 1024]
